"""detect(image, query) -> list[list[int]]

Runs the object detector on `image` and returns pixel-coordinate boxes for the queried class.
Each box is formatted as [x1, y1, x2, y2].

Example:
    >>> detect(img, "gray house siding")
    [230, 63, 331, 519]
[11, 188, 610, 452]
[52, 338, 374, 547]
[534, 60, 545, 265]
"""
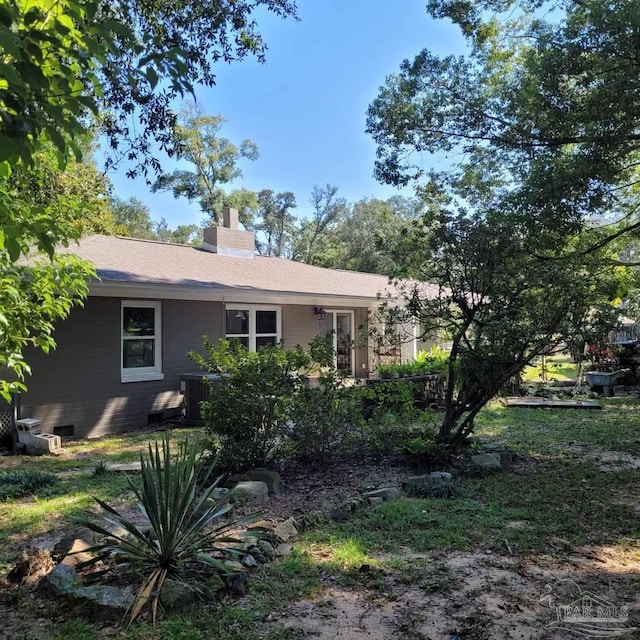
[20, 297, 373, 439]
[282, 304, 370, 377]
[21, 297, 222, 438]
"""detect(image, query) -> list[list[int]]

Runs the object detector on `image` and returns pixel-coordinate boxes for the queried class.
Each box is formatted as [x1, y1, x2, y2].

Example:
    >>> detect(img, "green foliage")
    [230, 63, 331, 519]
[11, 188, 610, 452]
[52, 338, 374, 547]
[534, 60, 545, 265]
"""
[400, 435, 449, 470]
[75, 433, 245, 626]
[290, 374, 364, 466]
[324, 196, 424, 274]
[0, 253, 95, 401]
[152, 104, 260, 226]
[255, 189, 297, 257]
[377, 347, 449, 378]
[191, 339, 311, 472]
[291, 185, 348, 265]
[361, 379, 422, 422]
[376, 212, 613, 446]
[367, 1, 640, 239]
[0, 0, 296, 400]
[0, 469, 57, 501]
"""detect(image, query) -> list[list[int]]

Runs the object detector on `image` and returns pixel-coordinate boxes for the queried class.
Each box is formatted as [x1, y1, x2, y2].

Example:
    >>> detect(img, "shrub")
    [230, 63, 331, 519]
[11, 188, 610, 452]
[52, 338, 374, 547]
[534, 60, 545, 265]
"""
[75, 434, 246, 626]
[361, 378, 422, 422]
[0, 469, 57, 501]
[400, 434, 450, 470]
[290, 373, 364, 465]
[377, 346, 450, 378]
[191, 339, 311, 473]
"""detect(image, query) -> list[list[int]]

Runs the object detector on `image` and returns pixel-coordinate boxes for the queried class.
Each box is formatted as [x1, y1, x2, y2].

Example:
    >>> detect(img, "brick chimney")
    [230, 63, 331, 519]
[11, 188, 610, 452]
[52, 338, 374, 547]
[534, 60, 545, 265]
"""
[202, 207, 255, 257]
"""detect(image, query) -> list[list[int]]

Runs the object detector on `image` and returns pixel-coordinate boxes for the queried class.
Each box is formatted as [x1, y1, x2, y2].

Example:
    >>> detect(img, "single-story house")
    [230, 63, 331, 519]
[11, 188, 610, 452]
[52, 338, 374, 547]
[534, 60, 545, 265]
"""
[18, 208, 437, 438]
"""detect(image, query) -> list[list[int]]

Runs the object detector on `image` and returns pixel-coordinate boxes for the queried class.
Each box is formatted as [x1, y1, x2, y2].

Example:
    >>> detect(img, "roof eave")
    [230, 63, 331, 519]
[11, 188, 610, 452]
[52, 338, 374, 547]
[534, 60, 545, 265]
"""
[88, 279, 396, 307]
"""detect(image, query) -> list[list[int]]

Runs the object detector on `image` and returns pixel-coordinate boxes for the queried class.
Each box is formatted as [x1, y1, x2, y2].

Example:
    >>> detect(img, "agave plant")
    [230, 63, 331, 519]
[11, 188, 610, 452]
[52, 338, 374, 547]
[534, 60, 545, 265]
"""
[75, 433, 248, 625]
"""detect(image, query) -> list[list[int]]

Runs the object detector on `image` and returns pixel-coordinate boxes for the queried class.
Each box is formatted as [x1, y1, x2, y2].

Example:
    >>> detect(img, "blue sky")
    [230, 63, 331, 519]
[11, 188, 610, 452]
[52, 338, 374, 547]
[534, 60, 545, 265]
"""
[107, 1, 465, 227]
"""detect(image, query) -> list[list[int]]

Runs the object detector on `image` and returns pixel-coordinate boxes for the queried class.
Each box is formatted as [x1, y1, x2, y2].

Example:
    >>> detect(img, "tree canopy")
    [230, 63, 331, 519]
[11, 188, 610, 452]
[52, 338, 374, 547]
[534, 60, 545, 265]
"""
[152, 104, 260, 226]
[367, 0, 637, 444]
[367, 0, 640, 244]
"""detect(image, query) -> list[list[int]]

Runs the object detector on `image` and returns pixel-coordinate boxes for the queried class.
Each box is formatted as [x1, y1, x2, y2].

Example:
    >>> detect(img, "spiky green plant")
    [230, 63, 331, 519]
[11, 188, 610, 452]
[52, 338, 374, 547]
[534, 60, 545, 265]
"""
[74, 433, 249, 626]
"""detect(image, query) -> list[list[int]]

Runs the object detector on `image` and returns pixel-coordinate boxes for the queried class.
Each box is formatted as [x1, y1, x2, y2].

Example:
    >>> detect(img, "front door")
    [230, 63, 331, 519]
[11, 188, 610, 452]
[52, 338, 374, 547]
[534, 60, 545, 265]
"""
[327, 310, 355, 375]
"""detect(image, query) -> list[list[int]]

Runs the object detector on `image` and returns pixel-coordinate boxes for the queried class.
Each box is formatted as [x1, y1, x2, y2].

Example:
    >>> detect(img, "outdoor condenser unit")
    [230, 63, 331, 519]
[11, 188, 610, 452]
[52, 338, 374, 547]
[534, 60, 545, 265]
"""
[179, 372, 221, 421]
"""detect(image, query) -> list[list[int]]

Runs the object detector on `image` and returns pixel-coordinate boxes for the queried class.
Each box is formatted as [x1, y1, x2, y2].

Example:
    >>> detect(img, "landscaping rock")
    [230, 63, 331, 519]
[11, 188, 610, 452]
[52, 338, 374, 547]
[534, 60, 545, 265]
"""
[241, 554, 258, 568]
[247, 519, 275, 532]
[222, 560, 245, 572]
[211, 487, 230, 501]
[47, 565, 133, 613]
[368, 496, 384, 506]
[245, 468, 282, 495]
[428, 471, 453, 483]
[258, 540, 277, 560]
[225, 473, 250, 488]
[275, 543, 293, 557]
[499, 450, 513, 471]
[273, 517, 299, 542]
[241, 535, 261, 550]
[470, 453, 502, 473]
[46, 563, 77, 593]
[105, 462, 141, 474]
[226, 572, 249, 596]
[160, 578, 197, 610]
[232, 481, 269, 504]
[7, 549, 55, 587]
[53, 533, 93, 561]
[363, 487, 402, 501]
[402, 472, 454, 498]
[248, 547, 267, 564]
[58, 538, 94, 568]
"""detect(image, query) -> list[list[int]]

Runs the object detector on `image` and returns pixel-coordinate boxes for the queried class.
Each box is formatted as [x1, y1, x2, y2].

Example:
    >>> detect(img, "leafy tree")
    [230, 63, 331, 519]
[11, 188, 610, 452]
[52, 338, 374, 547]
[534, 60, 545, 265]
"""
[384, 209, 616, 446]
[255, 189, 297, 256]
[331, 197, 421, 274]
[152, 104, 259, 226]
[98, 0, 297, 176]
[366, 0, 639, 444]
[0, 253, 95, 401]
[292, 185, 348, 266]
[110, 197, 156, 240]
[367, 0, 640, 246]
[153, 218, 202, 245]
[9, 140, 118, 238]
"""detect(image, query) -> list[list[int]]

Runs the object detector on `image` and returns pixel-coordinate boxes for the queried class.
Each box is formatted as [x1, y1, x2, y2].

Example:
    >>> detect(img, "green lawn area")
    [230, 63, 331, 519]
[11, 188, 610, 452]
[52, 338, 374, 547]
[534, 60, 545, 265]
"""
[521, 353, 580, 382]
[2, 402, 640, 639]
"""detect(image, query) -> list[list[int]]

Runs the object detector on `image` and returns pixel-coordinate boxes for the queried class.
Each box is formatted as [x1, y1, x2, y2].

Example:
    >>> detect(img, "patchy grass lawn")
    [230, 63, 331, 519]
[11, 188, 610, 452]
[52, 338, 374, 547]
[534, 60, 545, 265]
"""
[522, 353, 580, 383]
[2, 402, 640, 639]
[0, 427, 201, 547]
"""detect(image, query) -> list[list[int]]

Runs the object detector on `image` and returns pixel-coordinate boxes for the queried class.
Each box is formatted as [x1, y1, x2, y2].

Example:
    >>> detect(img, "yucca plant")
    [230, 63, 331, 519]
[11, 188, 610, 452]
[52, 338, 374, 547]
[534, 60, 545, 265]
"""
[74, 433, 249, 626]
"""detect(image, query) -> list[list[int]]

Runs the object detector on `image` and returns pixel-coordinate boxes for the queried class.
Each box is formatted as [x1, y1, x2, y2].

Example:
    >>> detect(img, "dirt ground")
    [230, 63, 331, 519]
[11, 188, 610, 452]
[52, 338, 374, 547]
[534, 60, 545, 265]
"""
[267, 547, 639, 639]
[259, 457, 640, 639]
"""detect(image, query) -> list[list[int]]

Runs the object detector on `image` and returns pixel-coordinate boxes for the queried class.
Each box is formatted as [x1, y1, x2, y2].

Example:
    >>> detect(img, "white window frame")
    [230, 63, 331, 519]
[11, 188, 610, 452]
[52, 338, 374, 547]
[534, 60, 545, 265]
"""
[225, 304, 282, 351]
[326, 309, 355, 376]
[121, 300, 164, 383]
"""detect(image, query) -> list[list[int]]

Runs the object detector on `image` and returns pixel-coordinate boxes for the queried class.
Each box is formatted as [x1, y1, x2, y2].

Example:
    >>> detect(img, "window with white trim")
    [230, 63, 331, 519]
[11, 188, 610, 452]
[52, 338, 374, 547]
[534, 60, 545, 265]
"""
[121, 301, 164, 382]
[225, 305, 281, 350]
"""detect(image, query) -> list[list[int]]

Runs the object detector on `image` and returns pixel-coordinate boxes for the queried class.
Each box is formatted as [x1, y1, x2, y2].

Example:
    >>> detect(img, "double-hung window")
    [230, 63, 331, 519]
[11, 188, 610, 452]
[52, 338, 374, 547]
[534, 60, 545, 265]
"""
[225, 305, 281, 350]
[121, 301, 164, 382]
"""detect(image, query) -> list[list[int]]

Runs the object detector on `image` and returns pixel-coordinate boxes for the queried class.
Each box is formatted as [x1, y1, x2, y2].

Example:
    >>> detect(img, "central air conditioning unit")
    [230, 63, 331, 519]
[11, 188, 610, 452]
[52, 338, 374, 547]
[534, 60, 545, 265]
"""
[179, 372, 222, 422]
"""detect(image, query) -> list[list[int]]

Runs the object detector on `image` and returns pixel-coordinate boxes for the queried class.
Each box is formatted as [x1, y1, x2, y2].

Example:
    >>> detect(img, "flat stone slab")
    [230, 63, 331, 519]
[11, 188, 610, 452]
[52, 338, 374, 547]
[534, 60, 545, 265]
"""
[105, 462, 142, 473]
[505, 397, 602, 410]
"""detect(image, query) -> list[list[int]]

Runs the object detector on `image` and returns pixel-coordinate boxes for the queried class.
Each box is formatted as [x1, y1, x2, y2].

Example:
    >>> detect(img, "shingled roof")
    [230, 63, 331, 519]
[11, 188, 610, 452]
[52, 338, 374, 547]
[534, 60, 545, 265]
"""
[52, 235, 437, 302]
